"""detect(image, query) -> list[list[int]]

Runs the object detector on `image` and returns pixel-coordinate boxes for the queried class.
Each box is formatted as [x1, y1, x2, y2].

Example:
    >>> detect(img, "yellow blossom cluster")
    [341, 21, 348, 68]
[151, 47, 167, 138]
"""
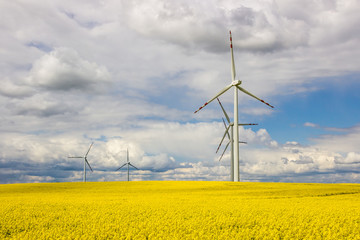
[1, 181, 359, 239]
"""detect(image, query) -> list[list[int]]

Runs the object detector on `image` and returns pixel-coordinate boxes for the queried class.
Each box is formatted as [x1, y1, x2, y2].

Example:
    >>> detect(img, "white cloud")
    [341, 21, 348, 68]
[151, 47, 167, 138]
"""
[304, 122, 318, 128]
[26, 48, 111, 92]
[336, 152, 360, 164]
[1, 121, 360, 183]
[10, 94, 76, 117]
[312, 124, 360, 153]
[0, 78, 34, 98]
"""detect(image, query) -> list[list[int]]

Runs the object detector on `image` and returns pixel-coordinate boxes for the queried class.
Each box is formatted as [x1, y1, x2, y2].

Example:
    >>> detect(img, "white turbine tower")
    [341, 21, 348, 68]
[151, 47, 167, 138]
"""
[116, 149, 139, 181]
[216, 98, 257, 181]
[68, 142, 94, 182]
[194, 31, 274, 182]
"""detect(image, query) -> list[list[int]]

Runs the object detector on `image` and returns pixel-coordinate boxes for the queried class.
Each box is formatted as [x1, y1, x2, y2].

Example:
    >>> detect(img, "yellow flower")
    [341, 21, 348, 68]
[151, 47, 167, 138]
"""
[0, 181, 359, 239]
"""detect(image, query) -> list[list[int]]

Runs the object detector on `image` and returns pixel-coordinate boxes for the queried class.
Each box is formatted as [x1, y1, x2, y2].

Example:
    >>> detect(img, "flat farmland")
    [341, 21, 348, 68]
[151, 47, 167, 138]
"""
[1, 181, 359, 239]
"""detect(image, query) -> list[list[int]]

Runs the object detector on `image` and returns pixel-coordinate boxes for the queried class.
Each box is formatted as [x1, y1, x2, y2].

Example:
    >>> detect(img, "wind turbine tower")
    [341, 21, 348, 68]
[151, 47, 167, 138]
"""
[68, 142, 94, 182]
[216, 98, 257, 181]
[116, 149, 139, 181]
[194, 31, 274, 181]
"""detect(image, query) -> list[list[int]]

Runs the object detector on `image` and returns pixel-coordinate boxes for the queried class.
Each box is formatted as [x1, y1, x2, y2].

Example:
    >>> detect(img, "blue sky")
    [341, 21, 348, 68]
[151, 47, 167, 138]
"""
[263, 76, 360, 144]
[0, 0, 360, 183]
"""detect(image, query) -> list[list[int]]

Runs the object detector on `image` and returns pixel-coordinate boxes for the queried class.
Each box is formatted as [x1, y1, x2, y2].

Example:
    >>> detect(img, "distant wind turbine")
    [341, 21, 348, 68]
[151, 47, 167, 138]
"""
[116, 149, 139, 181]
[216, 98, 257, 181]
[68, 142, 94, 182]
[194, 31, 274, 182]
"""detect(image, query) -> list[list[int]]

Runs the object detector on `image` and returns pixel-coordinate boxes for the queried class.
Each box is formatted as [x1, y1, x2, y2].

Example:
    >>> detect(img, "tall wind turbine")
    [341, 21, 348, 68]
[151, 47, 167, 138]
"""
[216, 98, 257, 181]
[116, 149, 139, 181]
[194, 31, 274, 182]
[68, 142, 94, 182]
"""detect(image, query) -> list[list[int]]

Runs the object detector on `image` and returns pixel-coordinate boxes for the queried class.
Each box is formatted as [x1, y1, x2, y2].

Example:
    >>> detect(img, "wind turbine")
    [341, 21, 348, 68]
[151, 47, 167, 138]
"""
[116, 148, 139, 181]
[216, 98, 257, 181]
[194, 31, 274, 182]
[68, 142, 94, 182]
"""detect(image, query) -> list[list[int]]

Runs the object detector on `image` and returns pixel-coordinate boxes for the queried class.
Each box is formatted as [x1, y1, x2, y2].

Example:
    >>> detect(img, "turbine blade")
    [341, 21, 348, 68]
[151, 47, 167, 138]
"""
[222, 118, 231, 140]
[229, 30, 236, 80]
[129, 163, 139, 170]
[236, 86, 274, 108]
[194, 83, 233, 113]
[217, 98, 231, 124]
[85, 142, 94, 157]
[216, 124, 231, 153]
[238, 123, 258, 126]
[116, 163, 127, 171]
[219, 141, 230, 161]
[85, 158, 93, 172]
[239, 141, 247, 144]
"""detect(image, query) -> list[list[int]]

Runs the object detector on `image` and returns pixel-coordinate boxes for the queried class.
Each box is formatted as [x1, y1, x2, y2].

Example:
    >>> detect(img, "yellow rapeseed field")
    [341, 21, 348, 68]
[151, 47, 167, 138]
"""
[1, 181, 360, 239]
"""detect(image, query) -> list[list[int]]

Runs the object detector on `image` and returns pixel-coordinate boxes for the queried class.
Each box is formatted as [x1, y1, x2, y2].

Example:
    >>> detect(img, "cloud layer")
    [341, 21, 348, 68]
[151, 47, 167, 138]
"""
[1, 0, 360, 183]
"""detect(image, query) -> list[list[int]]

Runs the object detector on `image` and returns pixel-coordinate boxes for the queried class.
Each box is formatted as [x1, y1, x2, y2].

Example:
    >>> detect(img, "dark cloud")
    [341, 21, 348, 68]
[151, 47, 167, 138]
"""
[14, 103, 76, 118]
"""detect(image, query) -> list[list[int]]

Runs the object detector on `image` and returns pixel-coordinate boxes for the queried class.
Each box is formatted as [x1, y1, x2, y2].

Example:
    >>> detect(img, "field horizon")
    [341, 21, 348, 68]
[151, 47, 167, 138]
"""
[1, 181, 360, 239]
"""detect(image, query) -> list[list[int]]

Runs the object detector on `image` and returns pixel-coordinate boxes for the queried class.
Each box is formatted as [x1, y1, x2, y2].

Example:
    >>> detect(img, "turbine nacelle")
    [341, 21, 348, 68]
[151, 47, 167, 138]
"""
[232, 80, 242, 86]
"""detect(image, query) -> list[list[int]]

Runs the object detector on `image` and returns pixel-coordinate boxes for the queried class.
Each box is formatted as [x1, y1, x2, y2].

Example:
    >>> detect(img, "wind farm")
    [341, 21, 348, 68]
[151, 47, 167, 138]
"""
[61, 31, 270, 183]
[2, 0, 360, 239]
[1, 0, 359, 184]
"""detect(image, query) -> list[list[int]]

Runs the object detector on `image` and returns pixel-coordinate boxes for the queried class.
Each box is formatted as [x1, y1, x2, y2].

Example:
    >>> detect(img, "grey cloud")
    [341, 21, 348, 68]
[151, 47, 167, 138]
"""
[292, 155, 314, 164]
[334, 152, 360, 164]
[139, 154, 177, 172]
[281, 156, 314, 164]
[120, 0, 310, 53]
[121, 0, 360, 55]
[14, 103, 75, 118]
[7, 93, 78, 118]
[27, 48, 111, 92]
[0, 79, 34, 98]
[0, 159, 74, 183]
[228, 6, 255, 26]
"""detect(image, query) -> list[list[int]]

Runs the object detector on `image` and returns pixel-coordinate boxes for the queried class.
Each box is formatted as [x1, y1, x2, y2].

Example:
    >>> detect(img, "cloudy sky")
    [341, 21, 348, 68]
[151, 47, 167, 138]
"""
[1, 0, 359, 183]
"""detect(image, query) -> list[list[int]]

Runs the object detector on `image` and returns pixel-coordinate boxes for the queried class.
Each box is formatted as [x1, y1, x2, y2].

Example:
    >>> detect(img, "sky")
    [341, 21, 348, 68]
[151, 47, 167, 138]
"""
[1, 0, 360, 184]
